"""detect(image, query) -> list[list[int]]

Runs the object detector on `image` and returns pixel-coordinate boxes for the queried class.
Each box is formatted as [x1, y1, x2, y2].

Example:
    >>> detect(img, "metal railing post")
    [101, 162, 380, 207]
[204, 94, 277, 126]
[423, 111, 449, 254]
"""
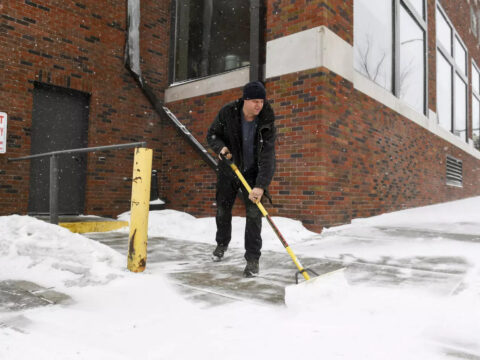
[8, 142, 147, 223]
[49, 154, 59, 225]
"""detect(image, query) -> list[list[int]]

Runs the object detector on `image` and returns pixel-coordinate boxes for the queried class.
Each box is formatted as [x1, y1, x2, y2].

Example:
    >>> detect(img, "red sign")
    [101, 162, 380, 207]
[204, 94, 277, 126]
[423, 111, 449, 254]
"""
[0, 112, 6, 154]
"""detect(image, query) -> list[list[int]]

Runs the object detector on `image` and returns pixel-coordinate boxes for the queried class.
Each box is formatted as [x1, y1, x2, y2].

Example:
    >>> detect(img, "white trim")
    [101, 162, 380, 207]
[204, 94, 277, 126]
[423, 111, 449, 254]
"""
[265, 26, 353, 81]
[165, 67, 249, 103]
[321, 27, 354, 82]
[353, 71, 431, 129]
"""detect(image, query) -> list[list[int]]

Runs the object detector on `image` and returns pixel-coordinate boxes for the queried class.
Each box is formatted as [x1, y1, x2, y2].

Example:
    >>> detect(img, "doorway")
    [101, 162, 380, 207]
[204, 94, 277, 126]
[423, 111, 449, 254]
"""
[28, 83, 90, 215]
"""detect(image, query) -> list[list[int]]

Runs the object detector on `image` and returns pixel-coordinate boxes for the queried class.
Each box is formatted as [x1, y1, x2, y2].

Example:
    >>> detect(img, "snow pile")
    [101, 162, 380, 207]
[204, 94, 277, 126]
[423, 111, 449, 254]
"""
[330, 196, 480, 233]
[118, 209, 316, 251]
[285, 268, 349, 306]
[0, 215, 125, 288]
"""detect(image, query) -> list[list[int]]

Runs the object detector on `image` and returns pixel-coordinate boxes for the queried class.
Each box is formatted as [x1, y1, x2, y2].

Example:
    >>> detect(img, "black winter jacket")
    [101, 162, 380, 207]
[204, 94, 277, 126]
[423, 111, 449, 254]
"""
[206, 99, 276, 189]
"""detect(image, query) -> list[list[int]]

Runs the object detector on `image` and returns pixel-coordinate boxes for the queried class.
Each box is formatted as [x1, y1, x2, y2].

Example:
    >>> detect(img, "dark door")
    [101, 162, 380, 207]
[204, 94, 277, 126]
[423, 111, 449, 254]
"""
[28, 83, 90, 215]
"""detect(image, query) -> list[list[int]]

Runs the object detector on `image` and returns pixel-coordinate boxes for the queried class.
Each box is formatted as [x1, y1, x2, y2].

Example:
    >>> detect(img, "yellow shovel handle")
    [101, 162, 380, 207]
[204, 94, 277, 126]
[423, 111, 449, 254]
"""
[221, 155, 310, 281]
[229, 162, 269, 216]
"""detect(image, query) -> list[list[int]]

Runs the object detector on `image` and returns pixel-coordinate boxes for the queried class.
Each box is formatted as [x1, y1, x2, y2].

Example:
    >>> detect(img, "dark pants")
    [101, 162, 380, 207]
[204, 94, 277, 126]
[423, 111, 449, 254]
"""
[215, 171, 262, 261]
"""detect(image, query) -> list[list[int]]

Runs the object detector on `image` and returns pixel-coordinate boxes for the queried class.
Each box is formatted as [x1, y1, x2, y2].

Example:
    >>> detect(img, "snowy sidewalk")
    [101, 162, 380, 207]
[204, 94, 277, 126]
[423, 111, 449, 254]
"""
[1, 197, 480, 360]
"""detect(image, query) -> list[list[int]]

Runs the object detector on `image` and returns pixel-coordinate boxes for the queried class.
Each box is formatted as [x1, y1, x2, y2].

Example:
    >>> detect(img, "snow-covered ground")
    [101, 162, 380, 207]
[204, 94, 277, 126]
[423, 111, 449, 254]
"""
[1, 196, 479, 359]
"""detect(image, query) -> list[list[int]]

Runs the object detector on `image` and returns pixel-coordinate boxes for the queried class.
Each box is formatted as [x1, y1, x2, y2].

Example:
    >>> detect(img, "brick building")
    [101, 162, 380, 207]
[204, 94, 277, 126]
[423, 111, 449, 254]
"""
[1, 0, 479, 233]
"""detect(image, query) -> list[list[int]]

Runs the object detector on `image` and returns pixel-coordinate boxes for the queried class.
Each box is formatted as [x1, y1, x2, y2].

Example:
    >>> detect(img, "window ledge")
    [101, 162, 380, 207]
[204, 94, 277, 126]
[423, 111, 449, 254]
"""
[165, 67, 249, 103]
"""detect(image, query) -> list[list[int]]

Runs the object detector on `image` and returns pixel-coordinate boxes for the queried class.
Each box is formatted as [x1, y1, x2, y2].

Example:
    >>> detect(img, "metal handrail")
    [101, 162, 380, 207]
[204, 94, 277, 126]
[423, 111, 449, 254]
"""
[8, 142, 147, 224]
[126, 67, 218, 171]
[7, 142, 146, 162]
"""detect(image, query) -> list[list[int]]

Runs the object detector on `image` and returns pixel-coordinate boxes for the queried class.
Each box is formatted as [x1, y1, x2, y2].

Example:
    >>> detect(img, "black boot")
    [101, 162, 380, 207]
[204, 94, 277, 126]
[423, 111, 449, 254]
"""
[243, 259, 259, 277]
[212, 244, 228, 262]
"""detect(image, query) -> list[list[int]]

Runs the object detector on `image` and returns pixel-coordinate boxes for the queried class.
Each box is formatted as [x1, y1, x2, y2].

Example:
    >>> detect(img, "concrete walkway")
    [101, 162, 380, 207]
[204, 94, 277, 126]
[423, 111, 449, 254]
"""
[85, 231, 344, 307]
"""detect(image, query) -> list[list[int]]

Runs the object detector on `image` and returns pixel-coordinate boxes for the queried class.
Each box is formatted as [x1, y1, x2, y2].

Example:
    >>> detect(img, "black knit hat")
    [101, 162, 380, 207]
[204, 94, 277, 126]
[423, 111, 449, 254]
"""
[242, 81, 266, 100]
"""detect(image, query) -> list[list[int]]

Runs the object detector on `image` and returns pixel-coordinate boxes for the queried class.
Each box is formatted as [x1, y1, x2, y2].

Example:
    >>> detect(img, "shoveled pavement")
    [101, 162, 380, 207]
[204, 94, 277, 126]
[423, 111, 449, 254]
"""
[85, 231, 344, 307]
[84, 227, 470, 307]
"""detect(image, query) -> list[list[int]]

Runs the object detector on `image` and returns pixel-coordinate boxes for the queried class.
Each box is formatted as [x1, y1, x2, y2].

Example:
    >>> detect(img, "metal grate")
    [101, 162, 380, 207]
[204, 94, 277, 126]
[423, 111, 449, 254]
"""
[446, 155, 463, 187]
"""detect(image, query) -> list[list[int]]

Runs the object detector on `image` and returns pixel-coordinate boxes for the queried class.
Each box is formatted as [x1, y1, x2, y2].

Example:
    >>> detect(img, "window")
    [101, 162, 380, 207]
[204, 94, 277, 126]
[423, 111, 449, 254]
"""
[473, 63, 480, 94]
[173, 0, 250, 83]
[471, 6, 478, 39]
[437, 52, 452, 131]
[399, 4, 425, 113]
[437, 10, 452, 55]
[472, 63, 480, 150]
[454, 74, 467, 138]
[409, 0, 424, 18]
[454, 37, 467, 75]
[354, 0, 426, 114]
[436, 5, 468, 142]
[354, 0, 393, 91]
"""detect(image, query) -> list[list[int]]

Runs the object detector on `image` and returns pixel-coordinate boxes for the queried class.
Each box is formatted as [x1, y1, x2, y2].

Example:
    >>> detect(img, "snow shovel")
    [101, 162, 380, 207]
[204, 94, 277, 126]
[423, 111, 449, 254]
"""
[220, 153, 323, 283]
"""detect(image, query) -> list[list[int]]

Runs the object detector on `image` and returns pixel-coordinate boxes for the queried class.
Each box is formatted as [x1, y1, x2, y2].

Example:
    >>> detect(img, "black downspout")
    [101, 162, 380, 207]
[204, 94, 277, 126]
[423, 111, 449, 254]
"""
[249, 0, 266, 82]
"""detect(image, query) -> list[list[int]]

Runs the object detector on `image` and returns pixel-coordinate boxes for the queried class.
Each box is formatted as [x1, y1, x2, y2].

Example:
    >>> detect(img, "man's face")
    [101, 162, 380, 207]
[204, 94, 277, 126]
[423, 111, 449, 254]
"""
[243, 99, 264, 117]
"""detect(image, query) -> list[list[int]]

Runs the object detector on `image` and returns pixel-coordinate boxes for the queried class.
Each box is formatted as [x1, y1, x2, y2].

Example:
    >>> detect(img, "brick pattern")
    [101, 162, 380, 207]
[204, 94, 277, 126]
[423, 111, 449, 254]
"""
[266, 0, 352, 44]
[272, 67, 480, 231]
[0, 0, 169, 217]
[140, 0, 170, 97]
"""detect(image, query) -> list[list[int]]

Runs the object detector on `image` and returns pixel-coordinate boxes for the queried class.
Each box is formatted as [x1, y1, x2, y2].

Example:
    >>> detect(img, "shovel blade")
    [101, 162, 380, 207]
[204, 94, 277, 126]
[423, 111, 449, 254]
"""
[285, 268, 349, 308]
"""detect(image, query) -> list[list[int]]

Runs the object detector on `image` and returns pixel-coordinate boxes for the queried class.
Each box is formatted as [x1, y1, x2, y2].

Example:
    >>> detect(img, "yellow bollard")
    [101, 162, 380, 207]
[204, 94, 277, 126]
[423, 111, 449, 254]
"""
[127, 147, 153, 272]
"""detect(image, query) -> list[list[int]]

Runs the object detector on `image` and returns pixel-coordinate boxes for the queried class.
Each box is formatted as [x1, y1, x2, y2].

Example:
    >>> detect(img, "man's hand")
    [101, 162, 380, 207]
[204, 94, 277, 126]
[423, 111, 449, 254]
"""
[219, 147, 232, 160]
[249, 187, 264, 204]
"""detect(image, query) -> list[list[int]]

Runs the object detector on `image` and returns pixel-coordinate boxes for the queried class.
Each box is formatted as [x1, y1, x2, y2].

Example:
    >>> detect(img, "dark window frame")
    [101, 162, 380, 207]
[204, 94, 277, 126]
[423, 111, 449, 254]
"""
[169, 0, 264, 85]
[472, 61, 480, 150]
[436, 3, 469, 142]
[394, 0, 428, 114]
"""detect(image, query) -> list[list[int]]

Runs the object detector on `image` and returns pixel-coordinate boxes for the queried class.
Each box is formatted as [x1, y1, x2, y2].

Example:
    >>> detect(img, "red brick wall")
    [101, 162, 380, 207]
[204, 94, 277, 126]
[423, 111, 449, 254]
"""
[266, 0, 352, 44]
[140, 0, 170, 98]
[267, 67, 480, 231]
[0, 0, 169, 217]
[2, 0, 480, 235]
